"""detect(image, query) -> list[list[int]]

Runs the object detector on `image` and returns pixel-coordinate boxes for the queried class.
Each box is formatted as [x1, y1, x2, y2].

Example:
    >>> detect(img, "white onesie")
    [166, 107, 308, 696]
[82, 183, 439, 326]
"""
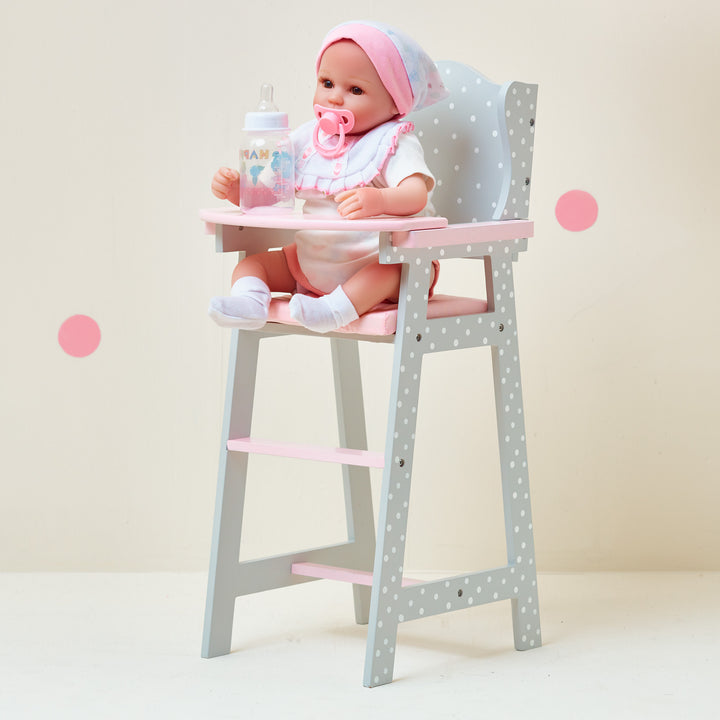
[289, 119, 435, 295]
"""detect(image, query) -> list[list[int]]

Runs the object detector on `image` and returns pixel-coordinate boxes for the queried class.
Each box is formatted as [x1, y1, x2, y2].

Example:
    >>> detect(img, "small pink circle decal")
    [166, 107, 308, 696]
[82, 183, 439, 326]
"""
[555, 190, 598, 231]
[58, 315, 101, 357]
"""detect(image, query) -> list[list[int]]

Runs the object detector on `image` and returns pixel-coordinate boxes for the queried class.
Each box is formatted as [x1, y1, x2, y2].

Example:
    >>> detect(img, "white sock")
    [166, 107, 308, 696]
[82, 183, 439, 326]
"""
[288, 285, 359, 333]
[208, 277, 271, 329]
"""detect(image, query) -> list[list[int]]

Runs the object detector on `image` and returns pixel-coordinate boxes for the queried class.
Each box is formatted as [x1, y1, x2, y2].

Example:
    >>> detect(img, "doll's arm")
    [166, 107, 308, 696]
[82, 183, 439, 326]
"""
[212, 167, 240, 206]
[335, 173, 429, 219]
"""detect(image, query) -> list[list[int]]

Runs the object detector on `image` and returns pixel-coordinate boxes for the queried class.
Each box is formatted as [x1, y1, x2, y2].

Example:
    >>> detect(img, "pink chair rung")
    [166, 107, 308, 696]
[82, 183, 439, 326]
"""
[226, 437, 385, 468]
[291, 562, 423, 587]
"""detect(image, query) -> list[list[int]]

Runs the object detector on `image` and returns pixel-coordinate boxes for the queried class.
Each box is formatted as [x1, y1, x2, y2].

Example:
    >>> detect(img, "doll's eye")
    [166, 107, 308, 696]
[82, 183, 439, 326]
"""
[322, 79, 333, 89]
[350, 86, 363, 95]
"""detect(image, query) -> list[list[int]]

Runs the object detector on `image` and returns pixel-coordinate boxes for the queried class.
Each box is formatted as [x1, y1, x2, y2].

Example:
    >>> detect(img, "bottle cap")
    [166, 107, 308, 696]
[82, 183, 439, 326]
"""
[244, 83, 289, 131]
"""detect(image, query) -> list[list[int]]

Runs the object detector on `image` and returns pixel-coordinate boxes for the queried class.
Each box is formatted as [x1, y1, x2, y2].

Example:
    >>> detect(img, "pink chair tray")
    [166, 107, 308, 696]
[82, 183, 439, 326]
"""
[200, 207, 448, 233]
[267, 293, 489, 336]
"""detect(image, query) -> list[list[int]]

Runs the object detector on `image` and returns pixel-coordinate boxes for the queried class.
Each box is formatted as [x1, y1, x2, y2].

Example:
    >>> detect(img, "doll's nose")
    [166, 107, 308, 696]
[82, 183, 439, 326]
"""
[327, 90, 343, 106]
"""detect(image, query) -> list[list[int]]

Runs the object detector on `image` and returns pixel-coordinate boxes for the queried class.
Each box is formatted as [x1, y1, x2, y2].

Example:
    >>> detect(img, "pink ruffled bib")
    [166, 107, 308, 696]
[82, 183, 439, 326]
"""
[292, 119, 415, 196]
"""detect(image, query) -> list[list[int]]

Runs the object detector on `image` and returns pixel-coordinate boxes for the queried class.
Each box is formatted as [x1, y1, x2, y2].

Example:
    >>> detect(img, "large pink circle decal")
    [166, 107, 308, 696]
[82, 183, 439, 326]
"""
[555, 190, 598, 231]
[58, 315, 101, 357]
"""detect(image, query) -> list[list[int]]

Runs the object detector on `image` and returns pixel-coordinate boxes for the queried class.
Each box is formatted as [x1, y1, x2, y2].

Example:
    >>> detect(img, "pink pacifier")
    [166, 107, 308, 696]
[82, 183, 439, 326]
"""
[312, 104, 355, 158]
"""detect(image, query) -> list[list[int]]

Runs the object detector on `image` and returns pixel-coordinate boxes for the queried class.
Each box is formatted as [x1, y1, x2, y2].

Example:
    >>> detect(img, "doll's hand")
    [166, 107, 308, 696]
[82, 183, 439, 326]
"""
[212, 167, 240, 206]
[335, 176, 429, 219]
[335, 187, 386, 219]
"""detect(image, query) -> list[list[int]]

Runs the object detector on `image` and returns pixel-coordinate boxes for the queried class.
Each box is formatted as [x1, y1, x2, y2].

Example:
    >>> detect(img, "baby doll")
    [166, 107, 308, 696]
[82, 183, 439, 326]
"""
[209, 21, 448, 333]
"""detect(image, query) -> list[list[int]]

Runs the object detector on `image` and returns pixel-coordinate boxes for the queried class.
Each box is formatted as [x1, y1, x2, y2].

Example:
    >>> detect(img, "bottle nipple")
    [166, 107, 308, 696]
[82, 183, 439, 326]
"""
[243, 84, 289, 131]
[257, 83, 279, 112]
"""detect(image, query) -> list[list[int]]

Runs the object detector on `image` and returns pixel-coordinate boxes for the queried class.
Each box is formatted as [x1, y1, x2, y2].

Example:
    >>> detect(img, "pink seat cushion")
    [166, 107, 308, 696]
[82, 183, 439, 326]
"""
[267, 294, 489, 335]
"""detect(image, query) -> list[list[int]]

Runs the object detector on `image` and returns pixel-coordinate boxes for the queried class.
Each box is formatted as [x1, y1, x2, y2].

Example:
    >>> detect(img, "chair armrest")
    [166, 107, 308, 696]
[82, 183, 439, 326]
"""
[396, 220, 533, 250]
[381, 220, 533, 263]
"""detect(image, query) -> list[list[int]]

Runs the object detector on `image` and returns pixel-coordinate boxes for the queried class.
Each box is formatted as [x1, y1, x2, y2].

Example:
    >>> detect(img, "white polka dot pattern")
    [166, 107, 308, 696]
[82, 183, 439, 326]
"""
[365, 236, 541, 685]
[409, 63, 537, 223]
[364, 62, 541, 686]
[504, 83, 537, 219]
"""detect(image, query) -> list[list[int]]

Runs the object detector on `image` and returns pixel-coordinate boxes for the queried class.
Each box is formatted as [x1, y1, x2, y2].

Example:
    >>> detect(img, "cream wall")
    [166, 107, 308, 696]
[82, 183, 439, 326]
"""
[1, 0, 718, 572]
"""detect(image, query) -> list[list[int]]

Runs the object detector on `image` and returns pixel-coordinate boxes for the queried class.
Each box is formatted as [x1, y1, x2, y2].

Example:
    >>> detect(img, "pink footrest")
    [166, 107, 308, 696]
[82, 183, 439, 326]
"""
[226, 437, 384, 468]
[291, 562, 423, 587]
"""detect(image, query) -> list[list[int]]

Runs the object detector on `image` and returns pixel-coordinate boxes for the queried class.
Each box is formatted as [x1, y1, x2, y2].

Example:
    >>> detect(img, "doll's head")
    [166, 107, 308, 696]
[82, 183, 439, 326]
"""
[316, 22, 448, 124]
[314, 21, 448, 138]
[315, 40, 399, 136]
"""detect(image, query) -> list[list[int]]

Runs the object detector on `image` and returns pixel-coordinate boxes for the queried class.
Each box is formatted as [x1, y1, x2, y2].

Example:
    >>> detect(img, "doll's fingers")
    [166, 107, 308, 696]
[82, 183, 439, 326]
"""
[211, 181, 232, 199]
[338, 195, 356, 208]
[341, 199, 369, 219]
[342, 194, 362, 208]
[215, 171, 236, 186]
[345, 208, 371, 220]
[334, 190, 356, 204]
[212, 169, 237, 191]
[338, 199, 361, 217]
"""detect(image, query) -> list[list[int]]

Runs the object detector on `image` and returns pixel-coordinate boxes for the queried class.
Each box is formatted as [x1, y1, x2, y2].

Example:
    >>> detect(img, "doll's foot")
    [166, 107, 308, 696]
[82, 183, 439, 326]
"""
[208, 277, 270, 329]
[288, 285, 359, 333]
[208, 297, 267, 328]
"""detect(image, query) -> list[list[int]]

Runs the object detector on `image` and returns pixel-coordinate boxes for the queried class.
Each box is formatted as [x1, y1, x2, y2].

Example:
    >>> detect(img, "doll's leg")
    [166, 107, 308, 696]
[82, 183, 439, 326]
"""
[229, 250, 296, 289]
[289, 261, 401, 333]
[343, 262, 402, 314]
[208, 250, 295, 328]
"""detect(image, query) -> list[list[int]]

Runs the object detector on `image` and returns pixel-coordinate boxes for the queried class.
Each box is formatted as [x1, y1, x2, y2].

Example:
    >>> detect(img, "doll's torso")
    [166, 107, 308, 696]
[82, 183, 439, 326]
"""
[289, 120, 434, 294]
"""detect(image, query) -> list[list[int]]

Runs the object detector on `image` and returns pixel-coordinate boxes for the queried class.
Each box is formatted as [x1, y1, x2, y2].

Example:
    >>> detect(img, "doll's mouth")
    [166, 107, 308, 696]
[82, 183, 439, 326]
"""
[312, 105, 356, 158]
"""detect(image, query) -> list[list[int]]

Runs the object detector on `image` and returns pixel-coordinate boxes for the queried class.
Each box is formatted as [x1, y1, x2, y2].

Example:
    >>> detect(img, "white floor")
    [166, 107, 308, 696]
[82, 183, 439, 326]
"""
[1, 572, 718, 719]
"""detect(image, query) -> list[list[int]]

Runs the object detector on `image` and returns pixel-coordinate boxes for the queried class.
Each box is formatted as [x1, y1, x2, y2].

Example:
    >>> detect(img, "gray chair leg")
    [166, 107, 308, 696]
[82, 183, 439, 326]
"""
[485, 258, 542, 651]
[202, 330, 259, 658]
[362, 265, 427, 687]
[331, 338, 376, 625]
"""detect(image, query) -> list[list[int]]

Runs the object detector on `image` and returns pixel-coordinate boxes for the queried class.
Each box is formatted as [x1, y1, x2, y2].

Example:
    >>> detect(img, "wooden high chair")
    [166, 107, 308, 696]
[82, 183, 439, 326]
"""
[200, 61, 540, 687]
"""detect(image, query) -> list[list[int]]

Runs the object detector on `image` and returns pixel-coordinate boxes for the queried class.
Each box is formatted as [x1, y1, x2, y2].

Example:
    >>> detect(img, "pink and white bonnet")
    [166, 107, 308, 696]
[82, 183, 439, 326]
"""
[316, 21, 449, 118]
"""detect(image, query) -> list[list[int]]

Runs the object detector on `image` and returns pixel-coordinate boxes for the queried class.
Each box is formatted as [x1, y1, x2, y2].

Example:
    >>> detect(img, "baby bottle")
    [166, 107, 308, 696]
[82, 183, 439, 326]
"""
[239, 84, 295, 213]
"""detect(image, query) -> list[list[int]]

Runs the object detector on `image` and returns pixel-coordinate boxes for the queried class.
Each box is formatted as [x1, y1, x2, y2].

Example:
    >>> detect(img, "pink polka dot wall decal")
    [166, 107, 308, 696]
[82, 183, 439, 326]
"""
[555, 190, 598, 231]
[58, 315, 101, 357]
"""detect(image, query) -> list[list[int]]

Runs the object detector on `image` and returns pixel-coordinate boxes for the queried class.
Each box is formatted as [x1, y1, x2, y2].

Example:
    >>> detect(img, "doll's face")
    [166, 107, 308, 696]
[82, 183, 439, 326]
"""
[315, 40, 399, 135]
